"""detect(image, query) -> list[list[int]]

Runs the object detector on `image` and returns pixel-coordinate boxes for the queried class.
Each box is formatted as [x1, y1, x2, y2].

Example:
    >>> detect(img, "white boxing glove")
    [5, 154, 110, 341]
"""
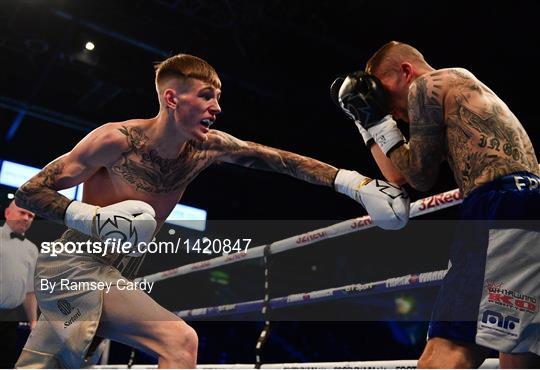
[64, 200, 157, 256]
[366, 115, 406, 156]
[334, 169, 410, 230]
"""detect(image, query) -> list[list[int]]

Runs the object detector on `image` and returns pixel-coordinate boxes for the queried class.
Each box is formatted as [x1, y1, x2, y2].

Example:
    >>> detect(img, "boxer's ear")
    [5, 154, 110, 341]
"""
[164, 89, 178, 109]
[400, 62, 414, 83]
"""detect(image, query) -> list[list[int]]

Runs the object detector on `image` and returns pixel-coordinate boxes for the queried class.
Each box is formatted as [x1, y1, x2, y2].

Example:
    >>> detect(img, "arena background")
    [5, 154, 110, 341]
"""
[1, 0, 538, 366]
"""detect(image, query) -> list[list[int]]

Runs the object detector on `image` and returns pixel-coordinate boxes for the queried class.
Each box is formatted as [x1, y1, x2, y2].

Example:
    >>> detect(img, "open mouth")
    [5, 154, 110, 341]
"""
[200, 119, 214, 128]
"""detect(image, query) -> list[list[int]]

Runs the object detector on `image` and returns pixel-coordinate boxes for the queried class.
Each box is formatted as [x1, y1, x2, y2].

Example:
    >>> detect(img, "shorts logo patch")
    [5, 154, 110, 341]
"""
[57, 299, 73, 315]
[513, 175, 539, 191]
[480, 310, 520, 337]
[63, 308, 82, 329]
[57, 299, 82, 328]
[486, 285, 537, 313]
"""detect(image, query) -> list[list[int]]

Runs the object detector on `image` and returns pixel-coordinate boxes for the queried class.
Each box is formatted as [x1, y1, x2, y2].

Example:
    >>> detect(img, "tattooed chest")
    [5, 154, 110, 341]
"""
[111, 151, 207, 194]
[111, 126, 212, 194]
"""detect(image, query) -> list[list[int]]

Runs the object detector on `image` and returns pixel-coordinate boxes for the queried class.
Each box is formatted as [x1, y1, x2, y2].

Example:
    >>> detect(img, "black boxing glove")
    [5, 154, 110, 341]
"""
[331, 76, 374, 147]
[337, 72, 406, 156]
[335, 71, 389, 128]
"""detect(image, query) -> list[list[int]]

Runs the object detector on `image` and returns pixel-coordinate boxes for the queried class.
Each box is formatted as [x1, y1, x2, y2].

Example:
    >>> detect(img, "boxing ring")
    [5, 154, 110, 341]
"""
[94, 188, 499, 368]
[94, 359, 500, 369]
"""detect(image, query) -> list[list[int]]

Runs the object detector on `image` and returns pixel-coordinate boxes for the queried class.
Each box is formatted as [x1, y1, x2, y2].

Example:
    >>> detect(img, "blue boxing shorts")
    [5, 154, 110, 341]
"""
[428, 172, 540, 355]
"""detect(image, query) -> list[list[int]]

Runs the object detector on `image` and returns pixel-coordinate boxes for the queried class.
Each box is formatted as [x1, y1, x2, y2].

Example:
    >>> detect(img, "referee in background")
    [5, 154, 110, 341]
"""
[0, 201, 38, 368]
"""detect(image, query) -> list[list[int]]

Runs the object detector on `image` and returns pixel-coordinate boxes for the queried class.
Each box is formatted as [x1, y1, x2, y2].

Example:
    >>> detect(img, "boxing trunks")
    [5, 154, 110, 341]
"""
[16, 229, 145, 368]
[428, 172, 540, 354]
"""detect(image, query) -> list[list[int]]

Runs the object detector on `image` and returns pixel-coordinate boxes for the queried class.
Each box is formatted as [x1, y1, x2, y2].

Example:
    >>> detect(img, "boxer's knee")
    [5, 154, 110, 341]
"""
[156, 320, 198, 367]
[418, 348, 473, 368]
[418, 337, 487, 368]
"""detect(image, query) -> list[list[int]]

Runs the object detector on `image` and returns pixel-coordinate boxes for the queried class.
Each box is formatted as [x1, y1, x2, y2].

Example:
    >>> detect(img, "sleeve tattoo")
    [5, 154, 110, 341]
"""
[215, 131, 338, 187]
[15, 158, 72, 222]
[389, 75, 446, 191]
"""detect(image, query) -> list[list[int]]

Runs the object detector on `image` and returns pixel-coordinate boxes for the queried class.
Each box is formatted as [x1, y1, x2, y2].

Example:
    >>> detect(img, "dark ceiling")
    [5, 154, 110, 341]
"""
[1, 0, 539, 219]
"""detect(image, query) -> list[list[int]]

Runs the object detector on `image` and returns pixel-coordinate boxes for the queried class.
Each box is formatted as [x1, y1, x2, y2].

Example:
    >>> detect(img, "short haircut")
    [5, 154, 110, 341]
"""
[154, 54, 221, 90]
[366, 41, 427, 76]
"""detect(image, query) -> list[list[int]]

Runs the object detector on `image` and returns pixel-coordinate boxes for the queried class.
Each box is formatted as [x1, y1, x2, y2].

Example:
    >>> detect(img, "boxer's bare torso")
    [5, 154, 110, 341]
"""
[82, 120, 215, 227]
[16, 115, 337, 230]
[391, 68, 538, 197]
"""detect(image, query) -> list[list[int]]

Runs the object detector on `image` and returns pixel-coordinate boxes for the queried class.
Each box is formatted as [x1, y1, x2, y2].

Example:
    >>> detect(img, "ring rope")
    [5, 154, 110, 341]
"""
[92, 358, 500, 368]
[174, 269, 448, 319]
[137, 189, 462, 284]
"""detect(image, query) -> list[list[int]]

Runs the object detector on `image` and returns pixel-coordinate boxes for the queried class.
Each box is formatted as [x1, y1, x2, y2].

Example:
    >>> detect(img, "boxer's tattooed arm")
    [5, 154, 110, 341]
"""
[389, 75, 445, 191]
[15, 159, 72, 222]
[212, 130, 337, 186]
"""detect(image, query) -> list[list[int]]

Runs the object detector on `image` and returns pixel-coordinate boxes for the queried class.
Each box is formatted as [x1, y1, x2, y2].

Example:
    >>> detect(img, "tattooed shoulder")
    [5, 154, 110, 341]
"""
[443, 69, 536, 195]
[116, 125, 149, 153]
[408, 73, 445, 128]
[206, 129, 247, 150]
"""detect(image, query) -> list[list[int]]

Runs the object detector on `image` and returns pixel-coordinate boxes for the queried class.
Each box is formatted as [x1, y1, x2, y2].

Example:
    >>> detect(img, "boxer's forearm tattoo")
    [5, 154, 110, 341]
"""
[15, 159, 71, 222]
[234, 145, 337, 186]
[389, 76, 445, 191]
[215, 132, 337, 186]
[112, 126, 213, 192]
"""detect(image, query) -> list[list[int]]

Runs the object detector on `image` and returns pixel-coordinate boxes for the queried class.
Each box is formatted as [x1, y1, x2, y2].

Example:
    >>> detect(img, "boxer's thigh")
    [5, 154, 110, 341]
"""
[96, 286, 189, 358]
